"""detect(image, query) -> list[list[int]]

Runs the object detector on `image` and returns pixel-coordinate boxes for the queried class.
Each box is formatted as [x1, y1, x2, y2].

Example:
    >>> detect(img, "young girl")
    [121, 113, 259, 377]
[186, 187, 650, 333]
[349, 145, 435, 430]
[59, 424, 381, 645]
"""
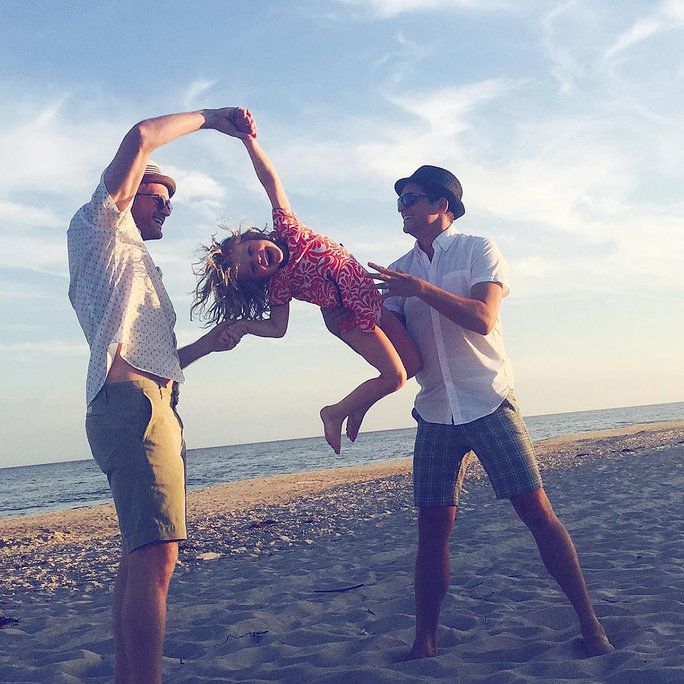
[193, 115, 421, 454]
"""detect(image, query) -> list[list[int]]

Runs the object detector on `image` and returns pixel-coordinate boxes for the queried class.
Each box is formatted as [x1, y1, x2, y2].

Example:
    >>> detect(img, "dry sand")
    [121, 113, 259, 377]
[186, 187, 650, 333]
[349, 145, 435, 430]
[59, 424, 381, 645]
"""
[0, 420, 682, 682]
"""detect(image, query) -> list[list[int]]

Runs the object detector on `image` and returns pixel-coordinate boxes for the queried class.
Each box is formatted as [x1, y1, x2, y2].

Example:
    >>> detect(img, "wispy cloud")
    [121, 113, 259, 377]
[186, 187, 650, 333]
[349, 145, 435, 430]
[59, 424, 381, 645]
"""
[337, 0, 524, 18]
[0, 200, 63, 228]
[605, 0, 684, 60]
[181, 79, 219, 109]
[386, 80, 515, 137]
[0, 234, 69, 275]
[0, 97, 124, 196]
[0, 340, 88, 359]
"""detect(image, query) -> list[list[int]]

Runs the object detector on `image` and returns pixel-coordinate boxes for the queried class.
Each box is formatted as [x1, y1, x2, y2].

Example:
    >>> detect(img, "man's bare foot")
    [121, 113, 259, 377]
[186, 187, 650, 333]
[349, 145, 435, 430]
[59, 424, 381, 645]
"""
[345, 409, 367, 442]
[400, 642, 436, 661]
[320, 406, 344, 454]
[582, 624, 615, 656]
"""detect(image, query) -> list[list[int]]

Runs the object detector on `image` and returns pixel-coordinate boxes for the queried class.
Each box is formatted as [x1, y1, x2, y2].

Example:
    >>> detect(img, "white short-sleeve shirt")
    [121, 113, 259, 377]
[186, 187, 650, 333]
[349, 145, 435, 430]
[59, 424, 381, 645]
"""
[384, 224, 514, 425]
[67, 174, 184, 406]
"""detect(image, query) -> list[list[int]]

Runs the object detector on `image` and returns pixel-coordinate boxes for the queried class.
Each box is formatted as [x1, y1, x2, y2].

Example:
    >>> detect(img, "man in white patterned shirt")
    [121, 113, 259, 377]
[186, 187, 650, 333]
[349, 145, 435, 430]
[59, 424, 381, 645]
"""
[68, 107, 254, 684]
[371, 165, 613, 661]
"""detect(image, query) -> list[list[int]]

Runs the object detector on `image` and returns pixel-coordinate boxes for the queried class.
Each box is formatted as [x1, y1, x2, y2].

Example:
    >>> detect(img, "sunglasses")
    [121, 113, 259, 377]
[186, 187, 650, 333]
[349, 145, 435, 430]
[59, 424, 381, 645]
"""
[137, 193, 173, 213]
[397, 192, 428, 210]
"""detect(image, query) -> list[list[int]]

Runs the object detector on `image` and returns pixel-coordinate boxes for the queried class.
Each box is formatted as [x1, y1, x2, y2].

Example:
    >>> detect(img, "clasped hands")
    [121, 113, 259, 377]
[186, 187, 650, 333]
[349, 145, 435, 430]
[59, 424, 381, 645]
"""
[202, 320, 250, 353]
[203, 107, 257, 139]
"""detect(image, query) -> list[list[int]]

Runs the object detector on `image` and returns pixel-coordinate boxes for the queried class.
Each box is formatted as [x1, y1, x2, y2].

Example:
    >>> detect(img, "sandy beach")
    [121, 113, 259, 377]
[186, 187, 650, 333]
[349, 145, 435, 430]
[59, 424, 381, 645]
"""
[1, 420, 682, 682]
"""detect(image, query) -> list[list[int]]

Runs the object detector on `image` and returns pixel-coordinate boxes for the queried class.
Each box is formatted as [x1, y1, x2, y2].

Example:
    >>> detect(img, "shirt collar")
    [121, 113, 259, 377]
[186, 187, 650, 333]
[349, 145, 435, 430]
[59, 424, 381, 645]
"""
[412, 222, 461, 257]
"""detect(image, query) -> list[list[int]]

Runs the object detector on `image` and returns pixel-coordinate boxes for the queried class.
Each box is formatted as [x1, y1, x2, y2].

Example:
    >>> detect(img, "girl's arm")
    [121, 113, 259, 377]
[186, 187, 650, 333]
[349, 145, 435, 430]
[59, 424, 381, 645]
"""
[230, 303, 290, 339]
[242, 137, 292, 212]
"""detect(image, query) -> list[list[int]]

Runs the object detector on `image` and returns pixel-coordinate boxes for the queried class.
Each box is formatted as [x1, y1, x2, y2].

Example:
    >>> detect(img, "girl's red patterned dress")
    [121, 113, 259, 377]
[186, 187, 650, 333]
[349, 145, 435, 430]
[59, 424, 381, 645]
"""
[268, 209, 382, 333]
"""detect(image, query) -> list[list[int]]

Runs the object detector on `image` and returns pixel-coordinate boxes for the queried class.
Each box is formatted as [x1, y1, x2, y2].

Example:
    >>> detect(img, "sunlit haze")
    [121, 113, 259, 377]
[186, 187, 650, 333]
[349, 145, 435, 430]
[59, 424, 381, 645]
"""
[1, 0, 682, 467]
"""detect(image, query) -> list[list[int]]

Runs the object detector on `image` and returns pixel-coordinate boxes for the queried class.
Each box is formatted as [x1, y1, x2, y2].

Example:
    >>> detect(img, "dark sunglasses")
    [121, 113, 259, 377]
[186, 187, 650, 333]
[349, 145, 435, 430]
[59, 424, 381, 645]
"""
[137, 193, 173, 213]
[397, 192, 428, 210]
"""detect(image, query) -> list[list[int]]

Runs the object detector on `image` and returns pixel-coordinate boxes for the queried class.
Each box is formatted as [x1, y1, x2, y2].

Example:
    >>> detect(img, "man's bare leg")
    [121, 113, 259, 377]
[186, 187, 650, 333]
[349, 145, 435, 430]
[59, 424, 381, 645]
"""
[511, 488, 614, 656]
[113, 555, 130, 682]
[116, 541, 179, 684]
[405, 506, 457, 660]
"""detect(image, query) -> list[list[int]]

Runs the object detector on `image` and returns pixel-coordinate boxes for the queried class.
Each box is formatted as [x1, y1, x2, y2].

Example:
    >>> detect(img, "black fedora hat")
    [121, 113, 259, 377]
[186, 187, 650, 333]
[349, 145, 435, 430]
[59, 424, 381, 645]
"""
[395, 165, 465, 219]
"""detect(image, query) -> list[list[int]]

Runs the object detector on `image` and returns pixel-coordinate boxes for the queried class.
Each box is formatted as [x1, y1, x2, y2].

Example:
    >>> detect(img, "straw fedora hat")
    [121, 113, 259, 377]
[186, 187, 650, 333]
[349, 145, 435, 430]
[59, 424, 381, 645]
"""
[141, 161, 176, 197]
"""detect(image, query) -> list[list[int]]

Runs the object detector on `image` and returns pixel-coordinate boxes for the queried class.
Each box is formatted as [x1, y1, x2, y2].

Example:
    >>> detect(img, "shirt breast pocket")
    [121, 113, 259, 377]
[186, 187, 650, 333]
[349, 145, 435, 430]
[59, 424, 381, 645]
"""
[441, 269, 471, 296]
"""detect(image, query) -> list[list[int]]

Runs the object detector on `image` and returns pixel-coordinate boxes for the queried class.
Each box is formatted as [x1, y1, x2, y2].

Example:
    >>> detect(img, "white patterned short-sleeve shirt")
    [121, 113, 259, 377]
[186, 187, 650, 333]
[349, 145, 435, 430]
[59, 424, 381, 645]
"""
[67, 173, 184, 406]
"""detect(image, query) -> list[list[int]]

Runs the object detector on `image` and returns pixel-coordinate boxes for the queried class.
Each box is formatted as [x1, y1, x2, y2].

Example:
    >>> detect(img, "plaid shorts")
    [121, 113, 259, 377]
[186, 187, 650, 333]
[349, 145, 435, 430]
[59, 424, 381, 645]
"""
[412, 392, 543, 507]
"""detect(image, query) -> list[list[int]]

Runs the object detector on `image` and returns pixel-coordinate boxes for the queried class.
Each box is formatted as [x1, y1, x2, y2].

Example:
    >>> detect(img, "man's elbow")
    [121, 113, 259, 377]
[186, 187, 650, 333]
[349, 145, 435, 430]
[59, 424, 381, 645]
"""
[127, 120, 157, 153]
[475, 316, 496, 336]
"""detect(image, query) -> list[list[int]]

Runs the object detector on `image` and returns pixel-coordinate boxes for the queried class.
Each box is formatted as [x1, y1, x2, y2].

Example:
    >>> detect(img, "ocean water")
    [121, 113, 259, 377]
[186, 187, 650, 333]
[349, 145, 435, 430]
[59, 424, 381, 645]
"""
[0, 401, 681, 520]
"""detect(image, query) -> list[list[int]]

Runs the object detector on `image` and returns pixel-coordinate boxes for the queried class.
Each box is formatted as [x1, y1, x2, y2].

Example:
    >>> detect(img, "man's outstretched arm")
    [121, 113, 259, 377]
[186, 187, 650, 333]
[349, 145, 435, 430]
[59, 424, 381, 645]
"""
[104, 107, 254, 211]
[178, 321, 243, 369]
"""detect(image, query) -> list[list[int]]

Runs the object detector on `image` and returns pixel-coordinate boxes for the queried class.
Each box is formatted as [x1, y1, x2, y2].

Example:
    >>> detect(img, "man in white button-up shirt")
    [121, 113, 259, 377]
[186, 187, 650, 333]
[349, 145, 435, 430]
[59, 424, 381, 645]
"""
[371, 165, 613, 660]
[68, 107, 254, 684]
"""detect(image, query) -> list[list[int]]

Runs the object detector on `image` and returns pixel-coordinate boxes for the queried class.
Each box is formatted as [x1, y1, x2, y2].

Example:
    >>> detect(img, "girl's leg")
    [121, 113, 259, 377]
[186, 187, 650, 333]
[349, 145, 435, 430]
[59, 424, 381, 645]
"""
[320, 323, 407, 454]
[378, 308, 422, 378]
[343, 308, 422, 443]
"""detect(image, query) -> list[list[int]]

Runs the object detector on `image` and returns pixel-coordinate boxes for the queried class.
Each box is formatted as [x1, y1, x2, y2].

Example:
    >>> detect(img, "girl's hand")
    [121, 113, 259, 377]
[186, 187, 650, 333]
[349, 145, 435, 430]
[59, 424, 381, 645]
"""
[225, 320, 251, 341]
[230, 108, 257, 138]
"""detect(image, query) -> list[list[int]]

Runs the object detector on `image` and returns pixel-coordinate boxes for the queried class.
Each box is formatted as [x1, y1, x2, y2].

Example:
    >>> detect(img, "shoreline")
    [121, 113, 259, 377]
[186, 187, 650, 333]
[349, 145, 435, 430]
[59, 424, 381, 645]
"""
[0, 419, 682, 538]
[0, 419, 682, 597]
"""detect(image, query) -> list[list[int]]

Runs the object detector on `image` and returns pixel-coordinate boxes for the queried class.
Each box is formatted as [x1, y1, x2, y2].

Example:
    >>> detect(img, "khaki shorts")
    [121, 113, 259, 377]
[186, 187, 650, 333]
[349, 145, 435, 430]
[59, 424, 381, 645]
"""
[85, 378, 186, 552]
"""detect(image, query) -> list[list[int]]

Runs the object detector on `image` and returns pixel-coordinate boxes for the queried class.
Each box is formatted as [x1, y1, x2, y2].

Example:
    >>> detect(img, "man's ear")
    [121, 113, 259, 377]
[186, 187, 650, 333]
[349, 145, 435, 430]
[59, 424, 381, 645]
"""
[437, 197, 450, 214]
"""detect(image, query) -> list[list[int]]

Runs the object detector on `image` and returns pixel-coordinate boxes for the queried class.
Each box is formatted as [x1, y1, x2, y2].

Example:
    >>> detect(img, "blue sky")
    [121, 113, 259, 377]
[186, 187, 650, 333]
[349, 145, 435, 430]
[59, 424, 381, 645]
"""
[1, 0, 683, 467]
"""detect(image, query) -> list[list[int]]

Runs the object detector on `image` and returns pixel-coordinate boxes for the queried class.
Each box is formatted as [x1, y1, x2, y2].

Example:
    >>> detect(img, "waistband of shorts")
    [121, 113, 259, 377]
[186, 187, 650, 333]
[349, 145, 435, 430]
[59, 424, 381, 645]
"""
[91, 378, 179, 406]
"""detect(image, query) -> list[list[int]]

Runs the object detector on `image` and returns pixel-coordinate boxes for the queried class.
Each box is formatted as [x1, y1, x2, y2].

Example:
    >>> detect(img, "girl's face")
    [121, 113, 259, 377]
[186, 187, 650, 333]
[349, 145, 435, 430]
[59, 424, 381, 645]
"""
[233, 239, 284, 280]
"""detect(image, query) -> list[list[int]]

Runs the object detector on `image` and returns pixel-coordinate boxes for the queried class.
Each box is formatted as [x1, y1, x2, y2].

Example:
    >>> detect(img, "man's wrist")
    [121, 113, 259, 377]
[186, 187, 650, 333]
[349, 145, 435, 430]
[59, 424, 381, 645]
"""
[415, 278, 430, 299]
[199, 108, 217, 130]
[200, 329, 216, 354]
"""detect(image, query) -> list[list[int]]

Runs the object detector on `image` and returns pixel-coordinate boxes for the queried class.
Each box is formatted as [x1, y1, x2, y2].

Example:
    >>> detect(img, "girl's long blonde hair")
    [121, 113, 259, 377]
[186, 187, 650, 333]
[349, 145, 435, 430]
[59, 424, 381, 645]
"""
[191, 227, 274, 325]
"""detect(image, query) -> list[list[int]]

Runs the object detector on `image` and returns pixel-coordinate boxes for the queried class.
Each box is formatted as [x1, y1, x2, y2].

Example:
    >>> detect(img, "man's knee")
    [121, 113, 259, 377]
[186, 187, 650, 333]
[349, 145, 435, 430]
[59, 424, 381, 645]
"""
[418, 506, 456, 548]
[128, 541, 179, 587]
[511, 488, 557, 531]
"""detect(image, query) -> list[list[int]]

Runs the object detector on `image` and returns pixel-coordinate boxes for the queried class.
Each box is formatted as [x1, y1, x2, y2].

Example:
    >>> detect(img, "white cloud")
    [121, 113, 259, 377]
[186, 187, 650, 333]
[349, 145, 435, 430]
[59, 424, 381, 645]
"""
[605, 18, 662, 60]
[0, 97, 123, 197]
[0, 233, 69, 275]
[338, 0, 525, 18]
[166, 166, 225, 201]
[0, 200, 63, 228]
[181, 79, 219, 109]
[386, 80, 515, 137]
[0, 340, 88, 359]
[605, 0, 684, 60]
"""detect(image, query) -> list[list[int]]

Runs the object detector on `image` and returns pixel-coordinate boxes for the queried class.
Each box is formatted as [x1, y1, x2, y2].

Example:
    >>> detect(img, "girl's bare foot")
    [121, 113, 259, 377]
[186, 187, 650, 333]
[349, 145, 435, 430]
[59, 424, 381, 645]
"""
[345, 409, 368, 442]
[320, 406, 344, 454]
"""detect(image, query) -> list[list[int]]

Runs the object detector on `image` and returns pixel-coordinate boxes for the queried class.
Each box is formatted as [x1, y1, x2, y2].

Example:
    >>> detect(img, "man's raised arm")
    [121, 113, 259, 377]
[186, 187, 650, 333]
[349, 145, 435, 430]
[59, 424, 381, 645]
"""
[104, 107, 254, 211]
